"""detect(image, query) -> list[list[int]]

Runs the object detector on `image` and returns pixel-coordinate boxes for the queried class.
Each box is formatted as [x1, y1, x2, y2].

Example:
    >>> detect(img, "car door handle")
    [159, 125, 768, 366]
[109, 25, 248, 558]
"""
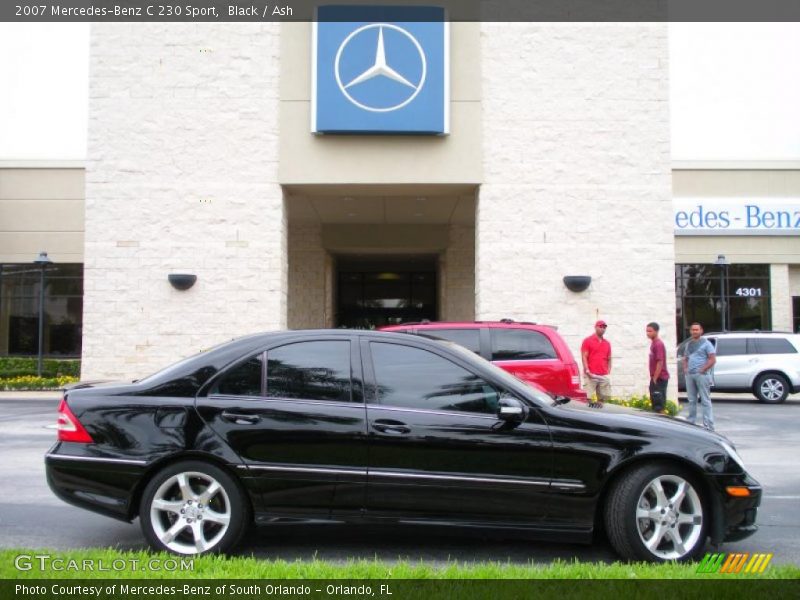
[372, 419, 411, 435]
[220, 411, 261, 425]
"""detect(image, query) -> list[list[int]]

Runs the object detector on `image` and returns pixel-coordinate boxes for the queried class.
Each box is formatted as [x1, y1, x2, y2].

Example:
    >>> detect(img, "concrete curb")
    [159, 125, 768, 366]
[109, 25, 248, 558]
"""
[0, 391, 62, 400]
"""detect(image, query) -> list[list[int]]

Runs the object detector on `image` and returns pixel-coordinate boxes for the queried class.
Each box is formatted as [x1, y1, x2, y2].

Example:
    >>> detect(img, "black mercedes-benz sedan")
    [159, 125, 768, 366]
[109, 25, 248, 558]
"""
[46, 330, 761, 560]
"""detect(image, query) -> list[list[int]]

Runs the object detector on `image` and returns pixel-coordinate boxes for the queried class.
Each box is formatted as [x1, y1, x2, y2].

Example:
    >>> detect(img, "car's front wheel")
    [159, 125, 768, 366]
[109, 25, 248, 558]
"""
[140, 460, 250, 555]
[754, 373, 790, 403]
[605, 463, 707, 562]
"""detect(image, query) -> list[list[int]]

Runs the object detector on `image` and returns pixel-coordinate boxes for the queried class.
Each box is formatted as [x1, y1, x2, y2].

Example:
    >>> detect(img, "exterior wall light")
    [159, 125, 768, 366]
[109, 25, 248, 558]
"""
[563, 276, 592, 293]
[168, 274, 197, 291]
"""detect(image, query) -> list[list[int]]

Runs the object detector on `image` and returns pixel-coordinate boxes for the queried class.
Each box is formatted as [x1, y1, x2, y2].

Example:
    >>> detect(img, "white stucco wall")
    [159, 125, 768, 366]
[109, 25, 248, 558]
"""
[82, 24, 286, 380]
[477, 24, 676, 396]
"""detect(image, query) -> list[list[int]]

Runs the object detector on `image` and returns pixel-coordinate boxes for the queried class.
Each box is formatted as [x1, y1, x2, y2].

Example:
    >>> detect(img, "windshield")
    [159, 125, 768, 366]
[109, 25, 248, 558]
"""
[438, 339, 552, 407]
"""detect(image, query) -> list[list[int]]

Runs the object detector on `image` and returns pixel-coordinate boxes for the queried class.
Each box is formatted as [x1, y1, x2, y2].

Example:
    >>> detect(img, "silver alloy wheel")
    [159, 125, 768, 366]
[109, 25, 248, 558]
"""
[759, 378, 785, 402]
[149, 471, 231, 554]
[635, 474, 703, 560]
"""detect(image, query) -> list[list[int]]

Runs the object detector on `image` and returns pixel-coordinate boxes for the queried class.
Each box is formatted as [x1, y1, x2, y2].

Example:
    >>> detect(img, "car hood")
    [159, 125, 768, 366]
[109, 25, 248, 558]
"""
[552, 400, 730, 445]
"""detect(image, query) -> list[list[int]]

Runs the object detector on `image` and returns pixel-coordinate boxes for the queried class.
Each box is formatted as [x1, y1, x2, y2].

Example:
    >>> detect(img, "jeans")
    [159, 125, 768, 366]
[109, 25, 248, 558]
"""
[686, 372, 714, 430]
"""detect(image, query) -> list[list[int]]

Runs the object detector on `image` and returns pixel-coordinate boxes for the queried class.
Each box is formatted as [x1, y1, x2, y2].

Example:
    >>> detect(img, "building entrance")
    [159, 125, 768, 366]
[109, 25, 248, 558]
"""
[335, 256, 437, 329]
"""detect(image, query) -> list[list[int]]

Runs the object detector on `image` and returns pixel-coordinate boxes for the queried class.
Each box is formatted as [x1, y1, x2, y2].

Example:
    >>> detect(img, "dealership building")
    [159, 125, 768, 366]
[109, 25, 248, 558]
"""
[1, 21, 798, 395]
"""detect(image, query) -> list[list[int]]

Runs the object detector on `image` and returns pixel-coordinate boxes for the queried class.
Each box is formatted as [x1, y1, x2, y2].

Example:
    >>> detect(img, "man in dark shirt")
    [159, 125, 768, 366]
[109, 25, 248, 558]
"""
[646, 322, 670, 413]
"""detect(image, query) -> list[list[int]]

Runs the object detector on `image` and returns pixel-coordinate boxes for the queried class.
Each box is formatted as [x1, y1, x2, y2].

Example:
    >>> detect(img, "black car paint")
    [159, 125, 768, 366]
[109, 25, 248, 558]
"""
[46, 330, 761, 546]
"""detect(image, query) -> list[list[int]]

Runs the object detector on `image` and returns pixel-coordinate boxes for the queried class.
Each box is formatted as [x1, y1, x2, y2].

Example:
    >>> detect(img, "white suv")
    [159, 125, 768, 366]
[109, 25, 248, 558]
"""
[677, 332, 800, 403]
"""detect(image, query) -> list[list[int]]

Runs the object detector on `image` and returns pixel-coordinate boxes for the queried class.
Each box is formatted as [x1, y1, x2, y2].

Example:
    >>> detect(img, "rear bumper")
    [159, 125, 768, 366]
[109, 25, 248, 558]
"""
[45, 443, 148, 522]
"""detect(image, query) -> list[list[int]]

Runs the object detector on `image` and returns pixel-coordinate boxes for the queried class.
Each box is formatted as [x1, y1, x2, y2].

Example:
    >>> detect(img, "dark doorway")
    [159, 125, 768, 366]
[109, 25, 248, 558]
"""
[336, 256, 437, 329]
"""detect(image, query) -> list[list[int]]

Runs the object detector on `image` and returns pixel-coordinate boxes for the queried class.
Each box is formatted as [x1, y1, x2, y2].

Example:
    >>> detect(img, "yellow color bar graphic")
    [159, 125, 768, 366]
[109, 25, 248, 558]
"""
[743, 553, 774, 573]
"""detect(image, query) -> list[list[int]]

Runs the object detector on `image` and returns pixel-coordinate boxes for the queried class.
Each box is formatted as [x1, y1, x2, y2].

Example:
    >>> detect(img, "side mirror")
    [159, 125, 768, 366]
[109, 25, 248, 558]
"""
[552, 395, 571, 406]
[497, 394, 527, 422]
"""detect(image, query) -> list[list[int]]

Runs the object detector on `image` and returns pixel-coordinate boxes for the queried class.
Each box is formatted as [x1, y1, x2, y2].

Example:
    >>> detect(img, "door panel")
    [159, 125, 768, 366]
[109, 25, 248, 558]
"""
[366, 405, 553, 521]
[363, 339, 553, 522]
[712, 337, 751, 388]
[195, 338, 367, 517]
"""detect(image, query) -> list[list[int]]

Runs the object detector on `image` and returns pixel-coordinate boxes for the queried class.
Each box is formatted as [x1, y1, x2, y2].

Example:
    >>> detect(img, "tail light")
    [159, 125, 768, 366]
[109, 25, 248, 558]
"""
[56, 398, 94, 443]
[569, 362, 581, 387]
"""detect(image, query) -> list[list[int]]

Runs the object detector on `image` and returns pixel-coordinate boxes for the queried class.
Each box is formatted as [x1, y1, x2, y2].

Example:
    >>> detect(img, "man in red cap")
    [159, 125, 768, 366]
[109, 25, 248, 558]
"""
[581, 320, 612, 407]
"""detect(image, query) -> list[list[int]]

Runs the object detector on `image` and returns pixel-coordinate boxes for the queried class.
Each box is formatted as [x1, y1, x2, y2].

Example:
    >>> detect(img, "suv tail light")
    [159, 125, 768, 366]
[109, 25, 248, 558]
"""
[568, 362, 581, 387]
[57, 398, 94, 443]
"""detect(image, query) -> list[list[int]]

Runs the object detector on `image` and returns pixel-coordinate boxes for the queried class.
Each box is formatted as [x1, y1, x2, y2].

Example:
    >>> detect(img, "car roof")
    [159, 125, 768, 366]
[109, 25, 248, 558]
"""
[703, 331, 798, 338]
[381, 320, 554, 330]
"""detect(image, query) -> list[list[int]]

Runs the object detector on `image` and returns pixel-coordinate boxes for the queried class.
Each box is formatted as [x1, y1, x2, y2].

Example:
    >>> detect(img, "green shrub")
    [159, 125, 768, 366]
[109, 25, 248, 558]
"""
[0, 375, 79, 391]
[0, 357, 80, 377]
[605, 394, 680, 416]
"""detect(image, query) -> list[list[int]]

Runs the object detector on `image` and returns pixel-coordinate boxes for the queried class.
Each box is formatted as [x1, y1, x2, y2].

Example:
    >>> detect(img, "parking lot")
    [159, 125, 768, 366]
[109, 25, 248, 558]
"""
[0, 395, 797, 565]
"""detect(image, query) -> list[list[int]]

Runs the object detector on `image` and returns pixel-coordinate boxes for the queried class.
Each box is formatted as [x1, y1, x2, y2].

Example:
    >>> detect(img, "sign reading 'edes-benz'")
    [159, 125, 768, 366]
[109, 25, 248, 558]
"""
[312, 5, 449, 134]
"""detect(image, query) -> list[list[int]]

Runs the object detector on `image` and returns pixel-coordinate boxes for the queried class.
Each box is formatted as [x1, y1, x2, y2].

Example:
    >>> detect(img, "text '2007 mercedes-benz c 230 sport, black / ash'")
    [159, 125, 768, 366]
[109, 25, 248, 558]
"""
[46, 330, 761, 560]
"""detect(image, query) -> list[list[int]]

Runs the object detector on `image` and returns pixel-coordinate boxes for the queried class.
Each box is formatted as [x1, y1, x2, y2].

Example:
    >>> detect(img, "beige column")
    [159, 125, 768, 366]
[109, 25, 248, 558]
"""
[770, 263, 792, 331]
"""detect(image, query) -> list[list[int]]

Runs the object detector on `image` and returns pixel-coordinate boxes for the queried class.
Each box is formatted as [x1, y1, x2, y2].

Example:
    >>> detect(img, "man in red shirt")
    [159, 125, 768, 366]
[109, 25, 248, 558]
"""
[581, 320, 612, 407]
[646, 322, 670, 414]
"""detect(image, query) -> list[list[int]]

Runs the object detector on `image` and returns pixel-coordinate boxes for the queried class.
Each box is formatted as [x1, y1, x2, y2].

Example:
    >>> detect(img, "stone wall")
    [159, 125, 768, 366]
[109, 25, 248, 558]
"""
[82, 24, 286, 380]
[287, 222, 328, 329]
[477, 24, 675, 396]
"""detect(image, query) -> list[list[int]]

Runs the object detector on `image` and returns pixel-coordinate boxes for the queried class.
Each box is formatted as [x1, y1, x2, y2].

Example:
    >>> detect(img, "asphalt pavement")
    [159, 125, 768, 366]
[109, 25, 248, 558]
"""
[0, 396, 797, 565]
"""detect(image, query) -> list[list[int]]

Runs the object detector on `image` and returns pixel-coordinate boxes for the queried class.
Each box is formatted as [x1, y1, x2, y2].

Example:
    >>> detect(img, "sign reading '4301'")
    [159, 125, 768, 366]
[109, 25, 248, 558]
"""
[312, 5, 449, 135]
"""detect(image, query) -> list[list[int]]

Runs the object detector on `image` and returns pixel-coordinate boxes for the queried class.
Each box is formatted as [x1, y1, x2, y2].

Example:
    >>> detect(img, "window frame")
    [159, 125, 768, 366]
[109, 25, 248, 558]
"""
[416, 328, 482, 355]
[714, 337, 748, 357]
[362, 338, 505, 417]
[206, 335, 363, 404]
[264, 339, 357, 404]
[489, 328, 558, 362]
[754, 337, 798, 355]
[208, 350, 267, 398]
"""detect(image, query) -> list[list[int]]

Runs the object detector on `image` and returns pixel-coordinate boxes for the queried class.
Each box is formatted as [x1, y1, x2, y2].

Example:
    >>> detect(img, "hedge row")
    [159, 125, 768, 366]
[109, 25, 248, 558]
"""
[0, 357, 80, 377]
[0, 375, 79, 391]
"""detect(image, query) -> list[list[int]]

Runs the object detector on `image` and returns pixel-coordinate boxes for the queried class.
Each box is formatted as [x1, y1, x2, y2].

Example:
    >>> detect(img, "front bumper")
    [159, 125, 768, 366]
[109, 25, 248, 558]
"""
[709, 473, 762, 545]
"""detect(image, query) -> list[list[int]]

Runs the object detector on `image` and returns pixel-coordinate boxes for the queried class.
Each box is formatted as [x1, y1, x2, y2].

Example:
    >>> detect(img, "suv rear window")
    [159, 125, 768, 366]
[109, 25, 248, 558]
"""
[419, 328, 481, 354]
[754, 338, 798, 355]
[491, 329, 556, 361]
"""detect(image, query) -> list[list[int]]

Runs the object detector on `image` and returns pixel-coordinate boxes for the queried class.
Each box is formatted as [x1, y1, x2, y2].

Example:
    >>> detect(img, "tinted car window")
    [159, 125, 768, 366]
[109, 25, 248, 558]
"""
[715, 338, 747, 356]
[214, 354, 264, 396]
[754, 338, 798, 355]
[491, 330, 556, 361]
[419, 329, 481, 354]
[267, 341, 352, 402]
[370, 342, 499, 415]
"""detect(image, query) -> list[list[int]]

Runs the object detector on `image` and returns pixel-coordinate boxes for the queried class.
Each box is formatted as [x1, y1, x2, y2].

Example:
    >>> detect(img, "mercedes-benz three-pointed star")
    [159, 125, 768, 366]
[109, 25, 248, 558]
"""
[344, 26, 416, 90]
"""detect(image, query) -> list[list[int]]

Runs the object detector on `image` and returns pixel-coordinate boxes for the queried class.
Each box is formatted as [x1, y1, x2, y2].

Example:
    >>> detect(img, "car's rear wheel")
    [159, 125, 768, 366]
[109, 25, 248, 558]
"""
[605, 463, 707, 562]
[140, 460, 249, 555]
[754, 373, 790, 403]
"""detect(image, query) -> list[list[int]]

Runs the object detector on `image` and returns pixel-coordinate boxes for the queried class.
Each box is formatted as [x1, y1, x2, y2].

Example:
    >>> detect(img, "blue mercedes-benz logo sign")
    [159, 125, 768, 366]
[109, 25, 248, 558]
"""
[335, 23, 427, 113]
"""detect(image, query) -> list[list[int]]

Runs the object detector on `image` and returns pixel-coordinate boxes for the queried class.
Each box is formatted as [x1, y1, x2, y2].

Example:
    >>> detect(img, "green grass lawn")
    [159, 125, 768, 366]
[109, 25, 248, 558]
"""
[2, 548, 798, 579]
